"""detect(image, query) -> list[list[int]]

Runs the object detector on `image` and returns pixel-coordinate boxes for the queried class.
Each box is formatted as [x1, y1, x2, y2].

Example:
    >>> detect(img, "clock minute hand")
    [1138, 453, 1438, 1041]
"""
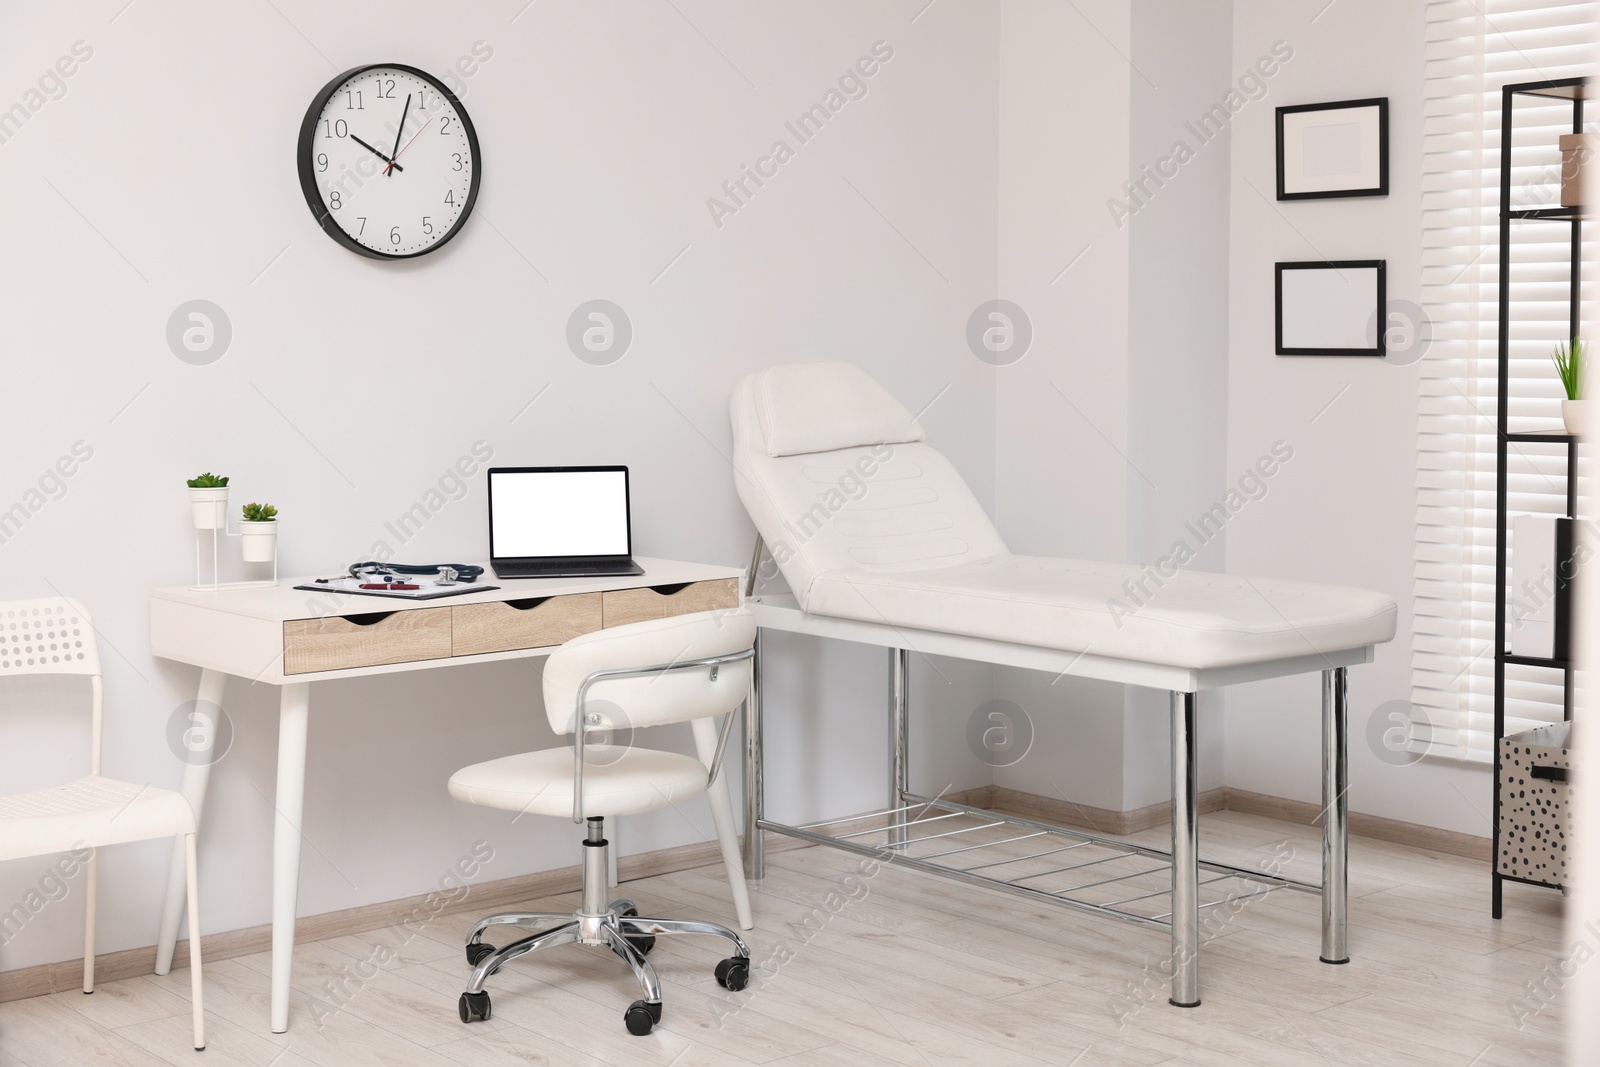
[349, 133, 403, 173]
[385, 93, 411, 176]
[387, 115, 433, 168]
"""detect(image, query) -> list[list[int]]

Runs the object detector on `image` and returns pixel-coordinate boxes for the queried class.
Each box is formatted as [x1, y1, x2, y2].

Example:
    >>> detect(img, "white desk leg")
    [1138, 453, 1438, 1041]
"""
[693, 717, 754, 930]
[1170, 690, 1200, 1008]
[155, 668, 227, 975]
[1321, 667, 1350, 964]
[271, 683, 311, 1033]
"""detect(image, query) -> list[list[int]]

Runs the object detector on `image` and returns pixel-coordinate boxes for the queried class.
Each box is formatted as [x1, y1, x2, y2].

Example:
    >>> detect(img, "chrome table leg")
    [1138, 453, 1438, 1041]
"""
[743, 629, 765, 880]
[1170, 690, 1200, 1007]
[1322, 666, 1349, 964]
[888, 647, 911, 851]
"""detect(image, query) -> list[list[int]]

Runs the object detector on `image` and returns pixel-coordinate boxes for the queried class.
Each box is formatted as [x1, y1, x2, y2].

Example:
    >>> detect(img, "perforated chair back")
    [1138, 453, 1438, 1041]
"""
[0, 598, 101, 678]
[542, 609, 756, 735]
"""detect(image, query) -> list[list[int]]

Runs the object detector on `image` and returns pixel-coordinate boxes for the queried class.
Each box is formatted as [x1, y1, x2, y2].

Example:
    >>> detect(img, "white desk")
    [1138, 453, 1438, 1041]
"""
[148, 558, 742, 1033]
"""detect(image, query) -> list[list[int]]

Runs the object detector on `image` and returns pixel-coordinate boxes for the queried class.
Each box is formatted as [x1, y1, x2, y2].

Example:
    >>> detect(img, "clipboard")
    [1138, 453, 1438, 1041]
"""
[293, 576, 499, 600]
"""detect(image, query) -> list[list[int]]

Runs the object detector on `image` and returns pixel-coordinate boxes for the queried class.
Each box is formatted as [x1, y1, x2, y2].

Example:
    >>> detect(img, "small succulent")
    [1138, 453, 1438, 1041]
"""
[187, 472, 229, 488]
[241, 502, 278, 523]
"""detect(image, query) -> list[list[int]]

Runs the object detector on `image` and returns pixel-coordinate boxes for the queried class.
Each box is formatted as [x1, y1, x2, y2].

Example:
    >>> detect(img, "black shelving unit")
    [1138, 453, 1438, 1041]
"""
[1492, 77, 1585, 918]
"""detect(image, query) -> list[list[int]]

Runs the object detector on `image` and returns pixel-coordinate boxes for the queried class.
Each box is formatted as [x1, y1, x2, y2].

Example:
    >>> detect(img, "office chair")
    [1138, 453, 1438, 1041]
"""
[448, 608, 756, 1036]
[0, 597, 206, 1050]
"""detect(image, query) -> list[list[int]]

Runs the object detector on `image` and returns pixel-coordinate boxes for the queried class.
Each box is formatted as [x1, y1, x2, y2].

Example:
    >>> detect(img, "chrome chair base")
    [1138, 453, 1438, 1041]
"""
[457, 819, 751, 1036]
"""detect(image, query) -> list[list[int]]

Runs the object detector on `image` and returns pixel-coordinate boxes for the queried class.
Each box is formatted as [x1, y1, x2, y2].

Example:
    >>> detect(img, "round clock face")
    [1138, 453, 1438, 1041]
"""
[296, 64, 481, 259]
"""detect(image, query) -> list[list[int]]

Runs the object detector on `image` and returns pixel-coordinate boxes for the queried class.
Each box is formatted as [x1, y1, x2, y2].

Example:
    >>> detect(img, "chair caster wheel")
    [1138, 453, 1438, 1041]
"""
[465, 942, 496, 968]
[618, 906, 656, 956]
[715, 957, 750, 991]
[624, 999, 661, 1035]
[458, 990, 491, 1023]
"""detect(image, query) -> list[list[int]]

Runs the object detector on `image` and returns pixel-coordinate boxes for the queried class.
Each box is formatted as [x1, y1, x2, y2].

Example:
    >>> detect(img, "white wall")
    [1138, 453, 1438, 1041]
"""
[1223, 0, 1492, 836]
[0, 0, 1000, 971]
[991, 0, 1134, 812]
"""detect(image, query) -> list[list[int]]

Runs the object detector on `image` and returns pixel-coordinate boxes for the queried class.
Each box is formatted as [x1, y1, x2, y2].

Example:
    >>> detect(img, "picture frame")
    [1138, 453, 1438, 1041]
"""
[1275, 260, 1386, 357]
[1276, 98, 1388, 200]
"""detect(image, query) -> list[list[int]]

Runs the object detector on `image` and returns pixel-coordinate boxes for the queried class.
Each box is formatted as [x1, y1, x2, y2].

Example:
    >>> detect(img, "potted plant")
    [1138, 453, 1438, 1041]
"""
[187, 473, 229, 529]
[239, 502, 278, 562]
[1553, 338, 1586, 434]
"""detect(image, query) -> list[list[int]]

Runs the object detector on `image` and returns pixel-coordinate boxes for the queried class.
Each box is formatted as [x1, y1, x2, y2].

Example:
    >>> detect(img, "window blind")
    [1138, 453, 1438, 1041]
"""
[1416, 0, 1596, 761]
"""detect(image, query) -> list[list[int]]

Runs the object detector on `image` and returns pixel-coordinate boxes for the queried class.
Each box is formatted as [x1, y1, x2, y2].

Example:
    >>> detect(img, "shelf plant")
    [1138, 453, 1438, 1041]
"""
[186, 472, 231, 529]
[1553, 338, 1587, 433]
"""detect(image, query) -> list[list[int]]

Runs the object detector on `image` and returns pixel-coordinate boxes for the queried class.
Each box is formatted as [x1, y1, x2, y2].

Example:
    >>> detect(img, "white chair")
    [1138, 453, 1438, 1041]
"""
[0, 597, 205, 1050]
[448, 608, 756, 1036]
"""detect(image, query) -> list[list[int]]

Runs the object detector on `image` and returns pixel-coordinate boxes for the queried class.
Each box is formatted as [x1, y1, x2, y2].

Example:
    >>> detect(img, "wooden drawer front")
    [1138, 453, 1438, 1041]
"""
[452, 594, 602, 656]
[602, 579, 740, 629]
[283, 609, 453, 675]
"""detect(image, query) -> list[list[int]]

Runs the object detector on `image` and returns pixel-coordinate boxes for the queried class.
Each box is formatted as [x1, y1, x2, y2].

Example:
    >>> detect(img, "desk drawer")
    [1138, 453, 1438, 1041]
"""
[602, 579, 739, 628]
[452, 594, 602, 656]
[283, 609, 453, 675]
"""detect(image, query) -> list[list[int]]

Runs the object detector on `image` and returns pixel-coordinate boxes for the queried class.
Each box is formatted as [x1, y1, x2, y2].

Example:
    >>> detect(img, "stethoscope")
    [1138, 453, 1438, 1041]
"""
[346, 561, 486, 585]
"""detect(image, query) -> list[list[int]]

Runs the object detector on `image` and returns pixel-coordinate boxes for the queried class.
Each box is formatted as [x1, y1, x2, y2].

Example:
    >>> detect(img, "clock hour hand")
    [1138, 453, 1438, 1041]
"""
[349, 133, 403, 173]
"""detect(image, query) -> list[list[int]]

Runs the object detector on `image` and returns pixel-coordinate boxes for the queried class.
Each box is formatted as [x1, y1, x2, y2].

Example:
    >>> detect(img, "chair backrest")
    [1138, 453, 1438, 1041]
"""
[542, 609, 756, 735]
[730, 362, 1009, 608]
[0, 597, 103, 774]
[0, 598, 100, 678]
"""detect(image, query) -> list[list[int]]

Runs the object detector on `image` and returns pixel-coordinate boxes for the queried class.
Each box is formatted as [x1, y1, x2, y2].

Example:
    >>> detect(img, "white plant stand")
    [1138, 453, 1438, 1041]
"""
[191, 518, 277, 591]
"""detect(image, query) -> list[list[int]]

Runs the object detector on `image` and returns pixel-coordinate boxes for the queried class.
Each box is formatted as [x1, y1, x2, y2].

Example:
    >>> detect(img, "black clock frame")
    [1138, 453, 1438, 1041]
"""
[296, 63, 482, 260]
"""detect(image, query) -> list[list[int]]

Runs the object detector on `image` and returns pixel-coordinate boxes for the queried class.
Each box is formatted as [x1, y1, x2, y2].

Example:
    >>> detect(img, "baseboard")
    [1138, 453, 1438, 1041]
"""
[1221, 788, 1491, 861]
[980, 786, 1227, 835]
[0, 833, 794, 1006]
[965, 785, 1489, 860]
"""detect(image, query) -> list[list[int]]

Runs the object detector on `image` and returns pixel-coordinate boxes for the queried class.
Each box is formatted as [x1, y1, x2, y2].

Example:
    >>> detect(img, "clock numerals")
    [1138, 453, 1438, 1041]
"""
[322, 118, 348, 139]
[422, 217, 433, 235]
[375, 78, 396, 99]
[452, 153, 464, 171]
[344, 90, 363, 110]
[357, 217, 367, 236]
[316, 153, 328, 173]
[441, 116, 452, 135]
[444, 190, 456, 207]
[329, 190, 342, 211]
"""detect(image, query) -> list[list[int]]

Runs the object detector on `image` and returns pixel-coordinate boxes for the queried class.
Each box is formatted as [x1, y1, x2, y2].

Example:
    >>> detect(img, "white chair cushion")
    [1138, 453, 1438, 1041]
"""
[449, 747, 711, 819]
[807, 555, 1398, 669]
[751, 361, 925, 457]
[542, 610, 755, 734]
[0, 776, 195, 863]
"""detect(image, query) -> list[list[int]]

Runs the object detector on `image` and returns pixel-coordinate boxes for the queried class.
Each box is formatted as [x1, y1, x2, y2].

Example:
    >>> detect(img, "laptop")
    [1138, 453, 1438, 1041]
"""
[487, 466, 645, 579]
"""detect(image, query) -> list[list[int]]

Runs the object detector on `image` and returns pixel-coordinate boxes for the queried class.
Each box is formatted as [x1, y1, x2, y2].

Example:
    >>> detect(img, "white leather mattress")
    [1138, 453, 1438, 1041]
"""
[805, 554, 1397, 670]
[730, 362, 1398, 672]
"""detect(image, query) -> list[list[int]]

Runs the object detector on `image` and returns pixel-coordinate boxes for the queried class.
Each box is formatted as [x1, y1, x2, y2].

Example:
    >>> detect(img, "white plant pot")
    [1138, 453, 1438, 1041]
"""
[189, 487, 229, 529]
[1563, 399, 1589, 435]
[240, 520, 277, 562]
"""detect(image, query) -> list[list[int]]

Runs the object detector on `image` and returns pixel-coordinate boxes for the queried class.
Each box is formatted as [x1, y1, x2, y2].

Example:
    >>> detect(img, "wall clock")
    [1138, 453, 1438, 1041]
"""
[297, 63, 481, 259]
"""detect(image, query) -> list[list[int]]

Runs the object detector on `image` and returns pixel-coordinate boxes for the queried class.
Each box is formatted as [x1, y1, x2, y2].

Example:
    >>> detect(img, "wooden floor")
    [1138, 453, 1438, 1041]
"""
[0, 811, 1567, 1066]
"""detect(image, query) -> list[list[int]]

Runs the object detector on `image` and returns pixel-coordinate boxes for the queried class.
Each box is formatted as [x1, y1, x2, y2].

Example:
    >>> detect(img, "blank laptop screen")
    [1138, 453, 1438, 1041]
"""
[491, 470, 630, 558]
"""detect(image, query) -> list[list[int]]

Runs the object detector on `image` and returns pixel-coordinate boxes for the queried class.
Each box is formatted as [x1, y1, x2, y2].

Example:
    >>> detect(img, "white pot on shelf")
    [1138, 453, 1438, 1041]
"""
[1562, 398, 1589, 435]
[240, 520, 277, 562]
[189, 487, 229, 529]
